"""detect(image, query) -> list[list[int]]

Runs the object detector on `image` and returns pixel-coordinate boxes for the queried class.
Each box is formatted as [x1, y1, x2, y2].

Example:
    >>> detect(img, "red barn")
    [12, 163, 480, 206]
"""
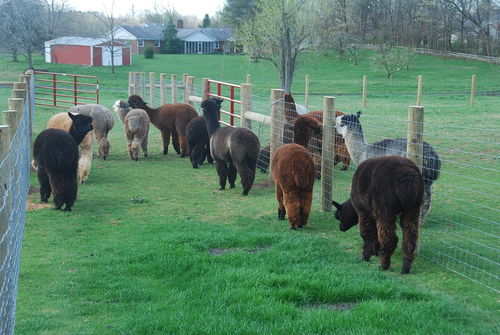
[45, 37, 131, 66]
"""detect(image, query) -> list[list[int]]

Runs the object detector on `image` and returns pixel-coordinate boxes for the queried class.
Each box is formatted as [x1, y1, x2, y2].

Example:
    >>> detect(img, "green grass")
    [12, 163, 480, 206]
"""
[1, 51, 498, 334]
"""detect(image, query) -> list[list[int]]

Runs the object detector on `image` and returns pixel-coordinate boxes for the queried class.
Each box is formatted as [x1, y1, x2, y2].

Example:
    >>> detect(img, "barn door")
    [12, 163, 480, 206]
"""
[102, 47, 123, 66]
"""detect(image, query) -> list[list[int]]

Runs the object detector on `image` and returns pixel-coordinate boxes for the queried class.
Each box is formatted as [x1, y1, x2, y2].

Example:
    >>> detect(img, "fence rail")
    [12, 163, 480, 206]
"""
[0, 71, 34, 335]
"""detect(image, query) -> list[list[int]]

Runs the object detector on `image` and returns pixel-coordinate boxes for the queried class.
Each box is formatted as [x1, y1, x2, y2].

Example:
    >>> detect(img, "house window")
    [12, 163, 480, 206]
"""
[215, 41, 220, 49]
[138, 40, 144, 47]
[155, 40, 161, 48]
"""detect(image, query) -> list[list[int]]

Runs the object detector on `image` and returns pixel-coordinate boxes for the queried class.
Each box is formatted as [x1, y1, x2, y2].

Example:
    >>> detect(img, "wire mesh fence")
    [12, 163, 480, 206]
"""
[0, 73, 32, 335]
[128, 72, 499, 293]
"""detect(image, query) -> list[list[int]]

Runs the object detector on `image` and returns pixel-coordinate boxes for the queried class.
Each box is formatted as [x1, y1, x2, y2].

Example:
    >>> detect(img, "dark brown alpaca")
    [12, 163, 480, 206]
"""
[127, 95, 197, 157]
[33, 112, 94, 210]
[283, 93, 350, 173]
[271, 115, 321, 229]
[332, 156, 424, 274]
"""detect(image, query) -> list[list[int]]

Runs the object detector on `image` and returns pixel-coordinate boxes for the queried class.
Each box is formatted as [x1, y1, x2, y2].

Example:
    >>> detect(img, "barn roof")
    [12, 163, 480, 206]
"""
[45, 36, 125, 47]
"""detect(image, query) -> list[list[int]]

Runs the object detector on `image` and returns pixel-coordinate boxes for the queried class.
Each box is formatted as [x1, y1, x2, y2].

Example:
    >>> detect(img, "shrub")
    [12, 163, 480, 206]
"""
[144, 46, 154, 59]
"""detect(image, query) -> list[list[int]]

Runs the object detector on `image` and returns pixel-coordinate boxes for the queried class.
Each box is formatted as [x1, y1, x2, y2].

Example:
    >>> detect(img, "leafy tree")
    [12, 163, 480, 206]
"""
[221, 0, 257, 28]
[162, 18, 183, 54]
[201, 14, 211, 28]
[374, 44, 414, 78]
[239, 0, 316, 92]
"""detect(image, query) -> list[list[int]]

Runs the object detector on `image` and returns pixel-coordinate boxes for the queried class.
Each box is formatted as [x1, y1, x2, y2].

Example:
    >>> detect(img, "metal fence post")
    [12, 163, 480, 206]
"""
[270, 89, 285, 179]
[321, 96, 335, 212]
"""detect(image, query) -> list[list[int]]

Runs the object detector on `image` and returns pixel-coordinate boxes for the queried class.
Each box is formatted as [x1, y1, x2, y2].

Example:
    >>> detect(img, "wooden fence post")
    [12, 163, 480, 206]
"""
[240, 83, 252, 129]
[8, 98, 23, 124]
[0, 125, 10, 161]
[406, 106, 424, 171]
[185, 76, 194, 105]
[160, 73, 167, 105]
[305, 74, 310, 108]
[201, 78, 210, 100]
[149, 72, 155, 105]
[3, 110, 18, 135]
[417, 75, 423, 106]
[140, 72, 145, 98]
[171, 74, 177, 103]
[470, 74, 476, 106]
[321, 96, 335, 212]
[128, 72, 134, 96]
[246, 74, 251, 84]
[362, 75, 367, 107]
[269, 89, 285, 178]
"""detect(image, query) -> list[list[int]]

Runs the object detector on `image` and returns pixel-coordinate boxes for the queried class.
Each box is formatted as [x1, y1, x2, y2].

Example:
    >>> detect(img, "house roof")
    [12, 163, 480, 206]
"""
[118, 23, 233, 42]
[45, 36, 107, 47]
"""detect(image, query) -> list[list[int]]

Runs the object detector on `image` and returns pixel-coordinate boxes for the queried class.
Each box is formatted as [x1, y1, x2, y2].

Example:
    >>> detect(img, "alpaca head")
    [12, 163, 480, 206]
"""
[68, 112, 93, 134]
[113, 100, 130, 113]
[294, 115, 321, 140]
[283, 92, 298, 123]
[335, 111, 361, 138]
[127, 95, 147, 109]
[332, 199, 359, 232]
[201, 97, 223, 116]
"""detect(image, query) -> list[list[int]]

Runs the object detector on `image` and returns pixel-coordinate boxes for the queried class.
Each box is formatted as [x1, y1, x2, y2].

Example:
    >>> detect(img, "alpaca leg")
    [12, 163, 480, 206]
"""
[215, 160, 228, 190]
[141, 135, 148, 157]
[283, 191, 300, 229]
[161, 129, 171, 155]
[400, 210, 420, 274]
[419, 184, 432, 225]
[37, 167, 51, 202]
[206, 143, 213, 164]
[298, 191, 313, 228]
[179, 135, 188, 158]
[376, 215, 398, 271]
[171, 130, 181, 155]
[236, 160, 256, 196]
[227, 163, 237, 188]
[48, 173, 64, 210]
[127, 136, 134, 160]
[276, 184, 285, 220]
[63, 175, 78, 211]
[359, 214, 379, 261]
[191, 143, 206, 168]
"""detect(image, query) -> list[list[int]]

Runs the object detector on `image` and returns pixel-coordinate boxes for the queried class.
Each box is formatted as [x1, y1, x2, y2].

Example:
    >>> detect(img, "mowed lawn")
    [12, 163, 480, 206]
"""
[0, 52, 498, 334]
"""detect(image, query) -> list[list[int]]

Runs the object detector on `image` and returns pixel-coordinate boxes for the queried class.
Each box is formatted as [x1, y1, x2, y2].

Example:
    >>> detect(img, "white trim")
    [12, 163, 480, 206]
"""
[138, 39, 144, 47]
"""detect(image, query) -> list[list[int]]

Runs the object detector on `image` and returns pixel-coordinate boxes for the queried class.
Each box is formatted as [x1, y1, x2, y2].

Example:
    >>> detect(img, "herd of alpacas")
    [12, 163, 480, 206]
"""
[32, 93, 441, 274]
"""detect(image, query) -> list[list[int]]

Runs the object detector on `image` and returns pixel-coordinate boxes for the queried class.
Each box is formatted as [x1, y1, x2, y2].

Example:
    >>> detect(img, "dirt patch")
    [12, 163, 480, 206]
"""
[246, 245, 271, 253]
[26, 186, 52, 211]
[209, 245, 271, 255]
[252, 180, 274, 189]
[209, 248, 236, 255]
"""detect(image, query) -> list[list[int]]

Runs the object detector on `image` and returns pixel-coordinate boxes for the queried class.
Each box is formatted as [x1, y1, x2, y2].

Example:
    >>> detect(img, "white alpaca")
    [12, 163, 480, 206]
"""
[113, 100, 150, 161]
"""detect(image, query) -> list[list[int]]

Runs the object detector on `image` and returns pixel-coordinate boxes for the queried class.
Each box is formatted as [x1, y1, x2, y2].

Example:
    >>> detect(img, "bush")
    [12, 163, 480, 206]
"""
[144, 46, 154, 59]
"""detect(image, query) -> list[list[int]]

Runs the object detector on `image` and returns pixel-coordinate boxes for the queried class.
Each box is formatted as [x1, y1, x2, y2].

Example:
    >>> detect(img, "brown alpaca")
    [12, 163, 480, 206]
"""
[127, 95, 197, 157]
[332, 156, 424, 274]
[271, 115, 321, 229]
[283, 93, 351, 173]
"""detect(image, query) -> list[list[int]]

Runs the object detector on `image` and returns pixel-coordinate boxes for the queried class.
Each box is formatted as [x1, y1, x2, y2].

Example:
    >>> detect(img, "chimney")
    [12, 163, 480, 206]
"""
[176, 19, 184, 29]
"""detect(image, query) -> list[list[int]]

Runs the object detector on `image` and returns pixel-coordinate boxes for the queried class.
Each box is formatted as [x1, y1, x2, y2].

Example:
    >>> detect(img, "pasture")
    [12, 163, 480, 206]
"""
[1, 51, 499, 334]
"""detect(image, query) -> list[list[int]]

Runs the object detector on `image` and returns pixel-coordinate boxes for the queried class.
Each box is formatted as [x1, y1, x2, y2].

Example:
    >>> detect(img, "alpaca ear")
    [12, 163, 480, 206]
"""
[68, 112, 76, 120]
[356, 111, 362, 118]
[332, 200, 342, 211]
[216, 98, 223, 106]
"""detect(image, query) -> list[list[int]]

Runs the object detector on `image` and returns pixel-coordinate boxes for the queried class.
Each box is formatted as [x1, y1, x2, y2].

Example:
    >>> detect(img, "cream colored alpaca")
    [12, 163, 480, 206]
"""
[47, 113, 94, 183]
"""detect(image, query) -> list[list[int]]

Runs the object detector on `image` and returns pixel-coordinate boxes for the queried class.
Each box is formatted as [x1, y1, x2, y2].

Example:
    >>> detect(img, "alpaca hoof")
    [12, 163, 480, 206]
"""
[219, 187, 225, 190]
[192, 164, 199, 169]
[400, 268, 410, 275]
[134, 158, 138, 161]
[53, 207, 61, 210]
[144, 153, 148, 157]
[163, 150, 168, 155]
[242, 190, 249, 196]
[380, 263, 390, 271]
[230, 184, 235, 189]
[278, 209, 286, 220]
[289, 225, 297, 230]
[64, 206, 72, 211]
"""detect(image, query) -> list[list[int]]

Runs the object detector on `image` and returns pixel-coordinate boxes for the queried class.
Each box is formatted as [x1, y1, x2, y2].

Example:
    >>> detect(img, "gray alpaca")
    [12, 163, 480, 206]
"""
[335, 111, 441, 225]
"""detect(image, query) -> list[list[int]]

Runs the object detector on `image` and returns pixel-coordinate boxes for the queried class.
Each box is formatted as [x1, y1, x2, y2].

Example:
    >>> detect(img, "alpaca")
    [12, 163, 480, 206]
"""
[113, 100, 150, 161]
[69, 104, 114, 159]
[186, 115, 213, 168]
[47, 112, 93, 183]
[201, 97, 260, 196]
[271, 115, 321, 229]
[127, 95, 198, 157]
[335, 111, 441, 225]
[283, 93, 351, 172]
[33, 112, 93, 210]
[332, 156, 424, 274]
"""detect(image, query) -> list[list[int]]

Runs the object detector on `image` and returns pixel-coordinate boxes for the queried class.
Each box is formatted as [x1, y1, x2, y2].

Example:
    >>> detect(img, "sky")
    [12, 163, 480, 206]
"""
[65, 0, 226, 19]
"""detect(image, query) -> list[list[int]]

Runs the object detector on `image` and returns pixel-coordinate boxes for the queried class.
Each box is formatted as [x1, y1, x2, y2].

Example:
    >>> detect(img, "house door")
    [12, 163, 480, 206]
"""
[197, 42, 202, 54]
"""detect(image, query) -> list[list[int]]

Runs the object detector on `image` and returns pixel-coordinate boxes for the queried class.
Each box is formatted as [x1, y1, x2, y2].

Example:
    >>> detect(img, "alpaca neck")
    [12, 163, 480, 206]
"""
[293, 132, 313, 149]
[69, 126, 88, 145]
[343, 125, 368, 165]
[117, 109, 128, 124]
[204, 110, 221, 137]
[142, 105, 159, 120]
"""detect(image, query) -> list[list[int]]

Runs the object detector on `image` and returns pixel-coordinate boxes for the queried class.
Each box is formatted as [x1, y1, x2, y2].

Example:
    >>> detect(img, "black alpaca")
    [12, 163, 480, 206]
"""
[186, 115, 213, 168]
[201, 98, 260, 195]
[33, 112, 93, 210]
[332, 156, 424, 274]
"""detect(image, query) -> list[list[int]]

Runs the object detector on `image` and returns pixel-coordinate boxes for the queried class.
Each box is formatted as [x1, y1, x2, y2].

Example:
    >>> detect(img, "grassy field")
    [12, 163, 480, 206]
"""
[1, 51, 499, 334]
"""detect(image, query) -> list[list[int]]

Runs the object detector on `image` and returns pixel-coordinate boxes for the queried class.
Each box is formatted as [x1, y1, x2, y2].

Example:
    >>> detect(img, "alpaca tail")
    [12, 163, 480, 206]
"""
[291, 160, 315, 189]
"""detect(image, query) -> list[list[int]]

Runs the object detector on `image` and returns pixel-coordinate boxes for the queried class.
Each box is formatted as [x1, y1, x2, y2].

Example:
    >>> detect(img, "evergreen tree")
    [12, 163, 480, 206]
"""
[162, 18, 183, 54]
[202, 14, 211, 28]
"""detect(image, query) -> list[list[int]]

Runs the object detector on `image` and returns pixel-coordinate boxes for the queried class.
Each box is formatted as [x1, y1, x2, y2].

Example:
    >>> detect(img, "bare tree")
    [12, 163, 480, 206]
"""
[239, 0, 316, 92]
